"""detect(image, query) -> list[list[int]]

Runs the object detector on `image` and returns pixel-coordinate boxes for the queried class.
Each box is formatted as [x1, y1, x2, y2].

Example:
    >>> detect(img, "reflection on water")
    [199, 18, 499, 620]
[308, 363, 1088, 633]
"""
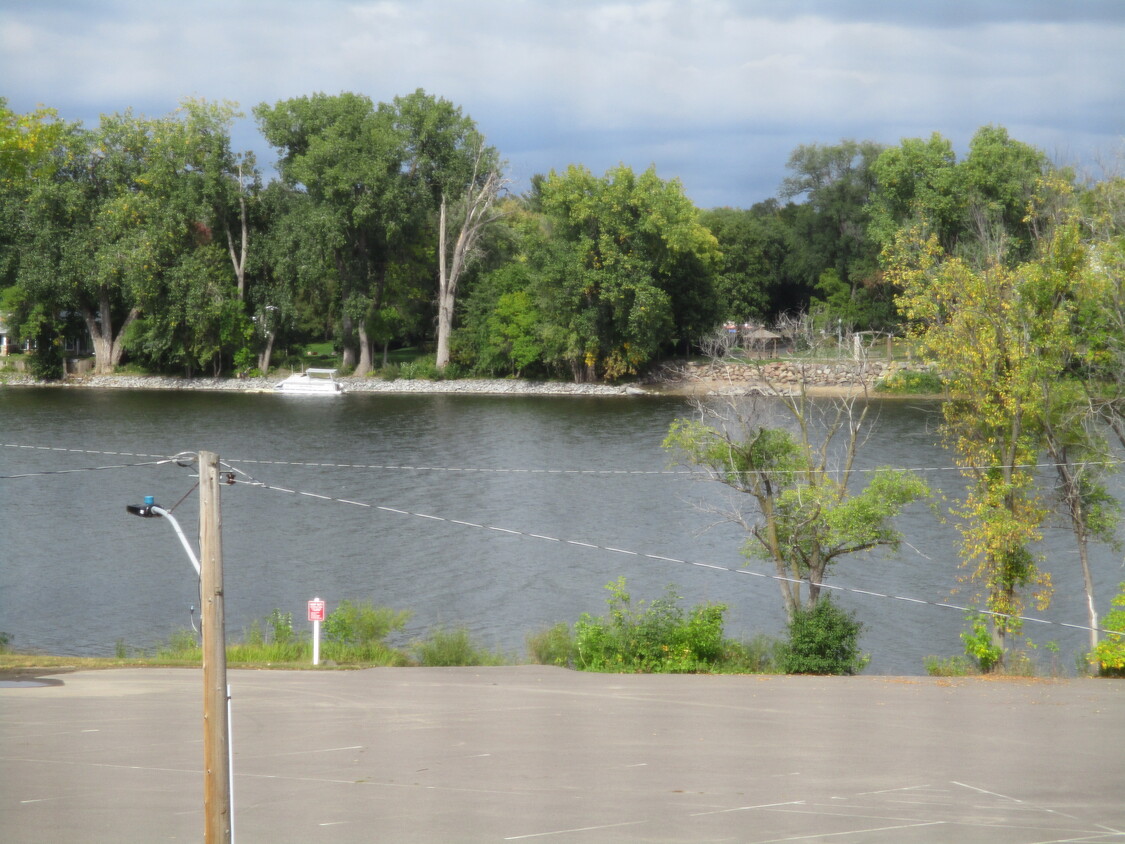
[0, 387, 1116, 674]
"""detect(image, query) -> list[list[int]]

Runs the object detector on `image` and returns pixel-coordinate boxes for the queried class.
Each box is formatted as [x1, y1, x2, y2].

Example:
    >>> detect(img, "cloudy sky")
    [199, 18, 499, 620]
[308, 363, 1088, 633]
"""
[3, 0, 1123, 207]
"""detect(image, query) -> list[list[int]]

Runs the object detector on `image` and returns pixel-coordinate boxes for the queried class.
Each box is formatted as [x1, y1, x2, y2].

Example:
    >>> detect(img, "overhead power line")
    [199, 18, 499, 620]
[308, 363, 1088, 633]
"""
[3, 441, 1123, 636]
[224, 462, 1125, 639]
[5, 442, 1125, 479]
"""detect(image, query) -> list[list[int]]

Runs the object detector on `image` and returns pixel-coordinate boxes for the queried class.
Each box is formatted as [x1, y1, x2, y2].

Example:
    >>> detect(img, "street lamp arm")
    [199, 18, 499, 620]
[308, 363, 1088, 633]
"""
[151, 505, 202, 577]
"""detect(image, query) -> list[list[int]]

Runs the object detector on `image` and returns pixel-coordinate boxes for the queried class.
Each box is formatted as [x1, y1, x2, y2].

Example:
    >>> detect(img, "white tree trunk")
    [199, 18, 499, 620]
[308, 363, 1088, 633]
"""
[435, 144, 508, 370]
[226, 164, 250, 301]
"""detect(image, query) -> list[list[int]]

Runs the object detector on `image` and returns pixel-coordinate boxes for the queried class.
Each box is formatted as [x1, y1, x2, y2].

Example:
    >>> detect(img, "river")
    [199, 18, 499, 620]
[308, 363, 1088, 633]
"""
[1, 386, 1118, 674]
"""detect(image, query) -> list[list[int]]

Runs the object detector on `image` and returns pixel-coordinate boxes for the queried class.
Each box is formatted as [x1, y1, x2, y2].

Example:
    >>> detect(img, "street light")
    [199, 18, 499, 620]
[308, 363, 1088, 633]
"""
[128, 451, 233, 843]
[126, 495, 200, 576]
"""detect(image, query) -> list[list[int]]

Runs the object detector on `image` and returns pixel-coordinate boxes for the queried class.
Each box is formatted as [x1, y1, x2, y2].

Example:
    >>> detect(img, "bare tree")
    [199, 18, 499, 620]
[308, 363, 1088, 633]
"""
[225, 161, 252, 302]
[435, 141, 509, 370]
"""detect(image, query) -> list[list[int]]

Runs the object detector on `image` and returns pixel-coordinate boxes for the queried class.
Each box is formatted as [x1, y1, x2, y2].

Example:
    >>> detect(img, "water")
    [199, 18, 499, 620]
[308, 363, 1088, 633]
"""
[1, 387, 1118, 674]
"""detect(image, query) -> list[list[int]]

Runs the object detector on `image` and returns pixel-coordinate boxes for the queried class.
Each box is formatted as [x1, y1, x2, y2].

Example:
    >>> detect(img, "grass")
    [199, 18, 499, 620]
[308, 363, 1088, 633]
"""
[0, 606, 1087, 677]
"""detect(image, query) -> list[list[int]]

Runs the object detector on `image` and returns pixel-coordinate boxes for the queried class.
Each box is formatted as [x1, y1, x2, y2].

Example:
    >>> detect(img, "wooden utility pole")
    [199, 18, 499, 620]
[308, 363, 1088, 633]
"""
[199, 450, 232, 843]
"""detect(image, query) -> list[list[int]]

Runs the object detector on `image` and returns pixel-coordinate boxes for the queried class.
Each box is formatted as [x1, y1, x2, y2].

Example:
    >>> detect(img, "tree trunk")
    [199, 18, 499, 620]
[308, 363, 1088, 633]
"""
[355, 320, 373, 377]
[257, 330, 276, 373]
[340, 313, 357, 370]
[435, 152, 507, 370]
[1077, 532, 1098, 655]
[82, 293, 138, 375]
[435, 196, 456, 369]
[226, 187, 249, 302]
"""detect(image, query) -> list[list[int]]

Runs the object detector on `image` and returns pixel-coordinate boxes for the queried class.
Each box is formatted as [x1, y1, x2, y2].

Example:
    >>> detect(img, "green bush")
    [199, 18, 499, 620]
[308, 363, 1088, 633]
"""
[527, 622, 575, 667]
[720, 634, 786, 673]
[28, 346, 63, 380]
[961, 613, 1003, 674]
[321, 600, 412, 664]
[781, 597, 867, 675]
[875, 369, 944, 395]
[378, 363, 402, 381]
[573, 578, 731, 673]
[398, 354, 443, 381]
[414, 627, 511, 666]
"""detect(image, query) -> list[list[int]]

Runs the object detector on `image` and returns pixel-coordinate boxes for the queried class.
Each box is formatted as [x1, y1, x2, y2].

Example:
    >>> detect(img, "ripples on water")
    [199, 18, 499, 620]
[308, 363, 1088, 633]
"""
[1, 387, 1116, 674]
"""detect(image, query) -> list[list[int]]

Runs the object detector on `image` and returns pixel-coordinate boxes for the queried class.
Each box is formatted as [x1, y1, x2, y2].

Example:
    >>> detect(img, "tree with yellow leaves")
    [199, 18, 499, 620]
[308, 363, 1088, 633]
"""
[887, 183, 1117, 665]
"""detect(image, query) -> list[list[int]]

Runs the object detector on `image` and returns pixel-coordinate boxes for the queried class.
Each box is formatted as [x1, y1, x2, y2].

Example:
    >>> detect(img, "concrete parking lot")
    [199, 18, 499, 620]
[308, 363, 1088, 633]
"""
[3, 666, 1124, 843]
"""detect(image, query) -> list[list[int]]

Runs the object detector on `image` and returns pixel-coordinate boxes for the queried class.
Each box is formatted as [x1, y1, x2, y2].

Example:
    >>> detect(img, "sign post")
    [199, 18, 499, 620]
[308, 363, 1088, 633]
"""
[308, 598, 326, 666]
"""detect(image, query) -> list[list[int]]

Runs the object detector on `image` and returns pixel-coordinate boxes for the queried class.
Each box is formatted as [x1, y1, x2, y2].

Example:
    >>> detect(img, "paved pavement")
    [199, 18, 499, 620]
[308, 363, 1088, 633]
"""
[3, 666, 1124, 843]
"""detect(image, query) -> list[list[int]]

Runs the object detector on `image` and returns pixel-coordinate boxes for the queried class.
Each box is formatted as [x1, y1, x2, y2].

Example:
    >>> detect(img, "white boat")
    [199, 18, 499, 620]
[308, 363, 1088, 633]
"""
[275, 368, 345, 395]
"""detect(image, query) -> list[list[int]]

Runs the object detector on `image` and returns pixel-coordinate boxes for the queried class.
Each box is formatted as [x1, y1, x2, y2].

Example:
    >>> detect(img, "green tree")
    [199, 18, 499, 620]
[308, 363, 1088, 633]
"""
[886, 191, 1117, 662]
[11, 101, 248, 375]
[781, 596, 867, 675]
[891, 235, 1050, 659]
[869, 125, 1051, 268]
[391, 89, 507, 370]
[255, 92, 412, 375]
[868, 131, 963, 255]
[528, 164, 720, 380]
[0, 100, 65, 289]
[959, 125, 1050, 265]
[699, 202, 791, 323]
[664, 392, 930, 621]
[0, 98, 64, 186]
[122, 100, 254, 375]
[780, 139, 887, 330]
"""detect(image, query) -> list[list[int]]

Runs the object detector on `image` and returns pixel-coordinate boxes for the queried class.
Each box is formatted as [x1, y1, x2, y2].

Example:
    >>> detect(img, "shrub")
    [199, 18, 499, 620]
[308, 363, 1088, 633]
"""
[573, 578, 731, 673]
[875, 369, 944, 395]
[378, 363, 402, 381]
[720, 634, 785, 673]
[781, 597, 867, 675]
[414, 627, 511, 666]
[527, 622, 575, 667]
[268, 609, 295, 645]
[28, 345, 63, 380]
[321, 600, 412, 664]
[398, 355, 443, 381]
[961, 612, 1003, 674]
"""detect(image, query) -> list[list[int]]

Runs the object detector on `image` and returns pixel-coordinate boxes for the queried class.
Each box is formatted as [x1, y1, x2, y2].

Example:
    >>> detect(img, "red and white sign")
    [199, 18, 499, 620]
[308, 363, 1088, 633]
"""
[307, 598, 326, 622]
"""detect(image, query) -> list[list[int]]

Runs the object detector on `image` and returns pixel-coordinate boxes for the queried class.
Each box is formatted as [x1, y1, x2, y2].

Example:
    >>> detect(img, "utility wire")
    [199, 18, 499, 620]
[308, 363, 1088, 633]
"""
[6, 442, 1123, 479]
[0, 458, 173, 479]
[224, 465, 1125, 638]
[4, 440, 1119, 635]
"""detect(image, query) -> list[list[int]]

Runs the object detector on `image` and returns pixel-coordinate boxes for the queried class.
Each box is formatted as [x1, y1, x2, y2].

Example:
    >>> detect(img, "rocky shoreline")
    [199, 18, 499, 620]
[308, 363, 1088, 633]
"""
[0, 371, 647, 396]
[1, 358, 924, 398]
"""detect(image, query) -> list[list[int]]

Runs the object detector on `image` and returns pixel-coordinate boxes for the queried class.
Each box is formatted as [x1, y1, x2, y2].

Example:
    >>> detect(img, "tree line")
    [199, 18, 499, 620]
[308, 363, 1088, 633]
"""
[5, 91, 1125, 671]
[5, 92, 1119, 383]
